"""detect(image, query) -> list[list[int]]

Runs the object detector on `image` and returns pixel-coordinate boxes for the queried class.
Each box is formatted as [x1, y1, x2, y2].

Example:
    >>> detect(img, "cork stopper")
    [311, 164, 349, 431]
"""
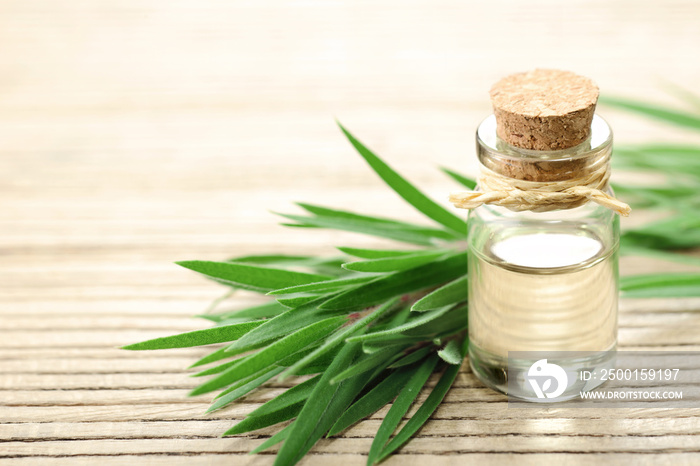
[490, 69, 599, 151]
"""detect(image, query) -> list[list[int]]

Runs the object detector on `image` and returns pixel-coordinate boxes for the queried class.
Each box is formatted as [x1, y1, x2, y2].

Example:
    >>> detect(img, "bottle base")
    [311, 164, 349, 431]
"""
[469, 343, 616, 402]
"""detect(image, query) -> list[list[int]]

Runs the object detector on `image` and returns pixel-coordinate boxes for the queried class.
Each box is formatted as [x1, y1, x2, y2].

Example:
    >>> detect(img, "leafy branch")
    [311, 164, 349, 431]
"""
[124, 92, 700, 465]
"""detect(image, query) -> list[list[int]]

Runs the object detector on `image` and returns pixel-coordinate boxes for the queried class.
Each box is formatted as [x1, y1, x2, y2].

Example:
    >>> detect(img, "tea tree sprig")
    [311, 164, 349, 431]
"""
[125, 100, 700, 465]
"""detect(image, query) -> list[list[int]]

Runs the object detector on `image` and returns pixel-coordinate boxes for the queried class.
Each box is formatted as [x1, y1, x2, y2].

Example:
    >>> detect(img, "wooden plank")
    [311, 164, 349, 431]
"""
[2, 403, 700, 424]
[3, 434, 700, 457]
[0, 454, 698, 466]
[4, 417, 700, 442]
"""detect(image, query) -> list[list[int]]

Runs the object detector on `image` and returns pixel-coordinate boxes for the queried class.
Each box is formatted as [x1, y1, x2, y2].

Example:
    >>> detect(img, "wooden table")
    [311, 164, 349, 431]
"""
[2, 1, 700, 464]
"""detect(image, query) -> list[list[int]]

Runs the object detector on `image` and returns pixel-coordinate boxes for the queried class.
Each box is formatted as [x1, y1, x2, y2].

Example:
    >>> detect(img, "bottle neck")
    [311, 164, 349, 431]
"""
[476, 114, 612, 183]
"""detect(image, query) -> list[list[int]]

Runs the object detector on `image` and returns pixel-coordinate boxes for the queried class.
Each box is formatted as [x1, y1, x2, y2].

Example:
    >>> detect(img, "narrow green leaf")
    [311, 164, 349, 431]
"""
[267, 275, 376, 296]
[342, 250, 449, 273]
[199, 301, 288, 323]
[328, 365, 419, 436]
[362, 338, 424, 354]
[225, 295, 341, 353]
[228, 254, 313, 265]
[337, 246, 418, 259]
[337, 122, 468, 235]
[276, 294, 322, 308]
[207, 366, 284, 413]
[228, 254, 348, 277]
[320, 252, 468, 311]
[367, 355, 439, 465]
[404, 304, 468, 338]
[621, 273, 700, 298]
[412, 275, 468, 311]
[223, 401, 304, 436]
[347, 306, 454, 342]
[250, 423, 293, 454]
[197, 338, 318, 378]
[189, 346, 232, 368]
[620, 245, 700, 268]
[622, 214, 700, 250]
[440, 167, 477, 189]
[297, 203, 455, 240]
[190, 316, 345, 396]
[122, 321, 264, 351]
[274, 341, 368, 466]
[376, 336, 468, 463]
[193, 353, 251, 377]
[438, 339, 463, 365]
[249, 375, 321, 418]
[388, 346, 434, 369]
[600, 96, 700, 131]
[276, 212, 438, 246]
[279, 297, 401, 380]
[177, 260, 332, 293]
[330, 346, 403, 385]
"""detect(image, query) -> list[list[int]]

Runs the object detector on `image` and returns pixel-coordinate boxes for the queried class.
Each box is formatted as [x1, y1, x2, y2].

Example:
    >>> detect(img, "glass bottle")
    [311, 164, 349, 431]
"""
[467, 113, 619, 401]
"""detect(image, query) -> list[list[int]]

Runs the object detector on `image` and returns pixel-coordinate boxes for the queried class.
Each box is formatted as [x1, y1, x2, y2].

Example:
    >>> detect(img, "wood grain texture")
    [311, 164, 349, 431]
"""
[2, 1, 700, 465]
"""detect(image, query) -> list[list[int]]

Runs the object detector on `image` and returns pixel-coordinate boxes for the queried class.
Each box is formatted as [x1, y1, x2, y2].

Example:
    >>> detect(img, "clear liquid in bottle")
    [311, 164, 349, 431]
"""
[468, 228, 618, 399]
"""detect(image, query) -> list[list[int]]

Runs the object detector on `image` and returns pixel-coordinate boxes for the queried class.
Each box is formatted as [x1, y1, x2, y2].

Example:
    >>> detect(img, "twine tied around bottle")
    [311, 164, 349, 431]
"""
[449, 163, 631, 216]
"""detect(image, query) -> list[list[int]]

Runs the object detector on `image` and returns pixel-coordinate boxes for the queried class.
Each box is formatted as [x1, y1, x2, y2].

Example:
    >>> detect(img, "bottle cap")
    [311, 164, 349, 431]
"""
[490, 69, 599, 151]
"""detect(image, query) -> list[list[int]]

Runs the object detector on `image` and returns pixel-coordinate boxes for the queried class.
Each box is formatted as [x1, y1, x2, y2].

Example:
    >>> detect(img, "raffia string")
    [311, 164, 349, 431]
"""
[449, 164, 631, 216]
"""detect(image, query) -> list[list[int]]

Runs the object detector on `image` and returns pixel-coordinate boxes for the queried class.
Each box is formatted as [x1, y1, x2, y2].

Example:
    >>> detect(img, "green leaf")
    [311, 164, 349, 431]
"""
[277, 213, 436, 246]
[600, 96, 700, 131]
[404, 304, 468, 338]
[320, 252, 468, 311]
[612, 182, 699, 210]
[177, 260, 333, 293]
[225, 295, 341, 353]
[367, 355, 438, 465]
[276, 294, 322, 308]
[438, 339, 463, 365]
[228, 254, 313, 265]
[388, 346, 434, 369]
[190, 316, 346, 396]
[620, 245, 700, 268]
[622, 214, 700, 250]
[207, 366, 284, 413]
[337, 247, 419, 259]
[362, 338, 424, 354]
[223, 401, 304, 436]
[250, 423, 293, 454]
[376, 336, 468, 463]
[337, 122, 468, 235]
[274, 341, 368, 466]
[198, 301, 288, 323]
[621, 273, 700, 298]
[614, 145, 700, 174]
[249, 375, 321, 418]
[411, 275, 468, 311]
[347, 306, 454, 342]
[193, 353, 251, 377]
[297, 203, 456, 240]
[330, 346, 403, 385]
[189, 346, 232, 368]
[267, 275, 376, 296]
[228, 254, 349, 277]
[328, 365, 419, 436]
[342, 250, 450, 273]
[122, 321, 265, 350]
[440, 167, 477, 189]
[279, 297, 401, 380]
